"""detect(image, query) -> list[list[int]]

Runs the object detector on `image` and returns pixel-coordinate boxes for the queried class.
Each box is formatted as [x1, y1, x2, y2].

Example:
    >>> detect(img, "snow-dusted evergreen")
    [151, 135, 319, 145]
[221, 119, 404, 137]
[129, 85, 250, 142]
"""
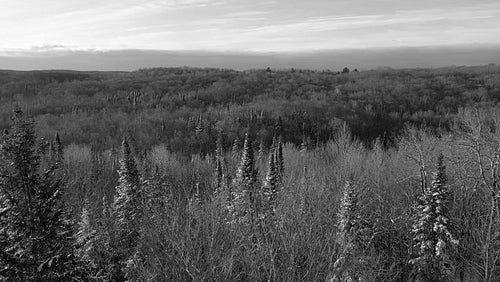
[114, 137, 142, 229]
[112, 137, 143, 278]
[231, 133, 259, 224]
[409, 154, 458, 281]
[53, 132, 64, 163]
[331, 181, 371, 282]
[274, 136, 284, 184]
[232, 136, 241, 156]
[214, 132, 225, 194]
[76, 199, 97, 267]
[0, 108, 84, 280]
[263, 151, 279, 217]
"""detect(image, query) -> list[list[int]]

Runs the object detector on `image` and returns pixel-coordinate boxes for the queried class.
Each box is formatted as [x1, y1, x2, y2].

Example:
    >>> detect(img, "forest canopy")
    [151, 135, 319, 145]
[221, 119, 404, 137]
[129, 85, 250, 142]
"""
[1, 65, 500, 281]
[1, 65, 499, 155]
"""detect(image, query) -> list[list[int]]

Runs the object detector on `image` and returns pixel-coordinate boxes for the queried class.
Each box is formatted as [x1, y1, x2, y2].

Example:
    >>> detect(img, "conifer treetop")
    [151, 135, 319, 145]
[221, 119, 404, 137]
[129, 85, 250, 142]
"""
[236, 133, 255, 184]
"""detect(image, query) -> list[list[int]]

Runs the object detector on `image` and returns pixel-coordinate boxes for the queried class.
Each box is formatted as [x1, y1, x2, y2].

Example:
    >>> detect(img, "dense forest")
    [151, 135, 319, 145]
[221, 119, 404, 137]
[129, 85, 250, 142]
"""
[1, 65, 500, 153]
[1, 65, 500, 281]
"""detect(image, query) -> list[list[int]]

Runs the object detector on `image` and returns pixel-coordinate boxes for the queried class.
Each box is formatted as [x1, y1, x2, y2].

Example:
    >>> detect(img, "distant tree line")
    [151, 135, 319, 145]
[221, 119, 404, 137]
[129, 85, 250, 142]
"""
[0, 65, 499, 155]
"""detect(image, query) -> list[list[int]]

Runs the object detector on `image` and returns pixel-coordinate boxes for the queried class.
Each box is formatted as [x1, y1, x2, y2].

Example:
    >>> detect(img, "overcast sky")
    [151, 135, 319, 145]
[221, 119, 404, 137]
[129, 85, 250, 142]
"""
[1, 0, 500, 52]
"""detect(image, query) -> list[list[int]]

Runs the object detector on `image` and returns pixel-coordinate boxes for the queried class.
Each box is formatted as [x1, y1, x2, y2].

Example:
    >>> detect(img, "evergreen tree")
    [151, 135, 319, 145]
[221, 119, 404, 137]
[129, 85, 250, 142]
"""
[232, 137, 241, 156]
[75, 197, 117, 281]
[76, 199, 98, 270]
[274, 136, 284, 184]
[214, 132, 225, 194]
[214, 156, 224, 193]
[231, 133, 259, 224]
[409, 154, 458, 281]
[332, 181, 371, 281]
[112, 137, 143, 278]
[215, 131, 224, 158]
[53, 132, 63, 164]
[195, 115, 203, 134]
[263, 152, 279, 217]
[274, 117, 283, 136]
[258, 137, 266, 160]
[0, 108, 84, 281]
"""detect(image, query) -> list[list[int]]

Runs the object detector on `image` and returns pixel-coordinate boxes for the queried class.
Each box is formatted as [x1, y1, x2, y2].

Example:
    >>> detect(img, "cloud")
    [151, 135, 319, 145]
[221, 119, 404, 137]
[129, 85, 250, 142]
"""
[30, 45, 71, 51]
[1, 0, 500, 52]
[143, 0, 227, 9]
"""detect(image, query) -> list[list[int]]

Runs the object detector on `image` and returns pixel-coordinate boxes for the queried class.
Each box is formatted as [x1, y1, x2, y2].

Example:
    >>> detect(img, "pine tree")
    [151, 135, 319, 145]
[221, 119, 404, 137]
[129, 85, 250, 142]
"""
[332, 181, 371, 281]
[112, 137, 143, 278]
[214, 132, 225, 194]
[195, 114, 204, 134]
[0, 108, 84, 280]
[409, 154, 458, 282]
[53, 132, 63, 164]
[274, 117, 283, 136]
[214, 156, 225, 196]
[232, 137, 241, 156]
[258, 137, 266, 160]
[231, 133, 259, 224]
[274, 136, 284, 184]
[263, 152, 279, 217]
[76, 199, 97, 269]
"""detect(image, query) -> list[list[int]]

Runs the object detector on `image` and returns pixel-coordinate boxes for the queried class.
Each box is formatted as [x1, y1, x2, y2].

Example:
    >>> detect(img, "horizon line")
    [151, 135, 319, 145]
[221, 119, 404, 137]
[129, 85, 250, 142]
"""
[2, 43, 500, 56]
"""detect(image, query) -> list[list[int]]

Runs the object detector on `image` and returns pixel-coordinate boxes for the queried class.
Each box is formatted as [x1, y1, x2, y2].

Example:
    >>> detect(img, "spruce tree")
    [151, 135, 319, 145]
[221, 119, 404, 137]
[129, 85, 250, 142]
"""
[274, 136, 284, 184]
[76, 199, 97, 269]
[409, 154, 457, 281]
[195, 115, 204, 134]
[75, 197, 117, 280]
[53, 132, 63, 164]
[274, 117, 283, 136]
[332, 181, 370, 281]
[112, 137, 143, 278]
[231, 133, 259, 224]
[215, 131, 224, 158]
[263, 152, 279, 217]
[258, 137, 266, 160]
[214, 156, 225, 195]
[0, 108, 83, 281]
[214, 132, 225, 194]
[232, 137, 241, 156]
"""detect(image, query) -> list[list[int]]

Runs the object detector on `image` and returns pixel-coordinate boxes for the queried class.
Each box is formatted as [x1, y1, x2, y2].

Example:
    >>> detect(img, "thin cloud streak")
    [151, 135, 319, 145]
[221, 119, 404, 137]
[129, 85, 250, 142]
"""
[1, 0, 500, 52]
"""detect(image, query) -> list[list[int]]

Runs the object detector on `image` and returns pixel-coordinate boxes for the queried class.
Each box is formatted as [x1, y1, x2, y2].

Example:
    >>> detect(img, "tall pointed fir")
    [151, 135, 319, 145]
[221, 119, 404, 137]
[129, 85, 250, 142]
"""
[75, 197, 116, 280]
[231, 133, 259, 224]
[409, 154, 458, 281]
[0, 108, 84, 280]
[274, 117, 283, 136]
[232, 136, 241, 157]
[215, 156, 224, 193]
[76, 199, 98, 271]
[263, 152, 279, 218]
[214, 132, 225, 193]
[331, 181, 371, 281]
[112, 137, 143, 279]
[274, 136, 284, 184]
[53, 132, 64, 164]
[258, 137, 266, 161]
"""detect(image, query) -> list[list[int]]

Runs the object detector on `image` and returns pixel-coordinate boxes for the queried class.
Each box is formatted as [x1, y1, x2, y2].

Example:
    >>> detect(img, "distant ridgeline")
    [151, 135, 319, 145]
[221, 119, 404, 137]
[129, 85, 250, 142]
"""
[0, 65, 499, 154]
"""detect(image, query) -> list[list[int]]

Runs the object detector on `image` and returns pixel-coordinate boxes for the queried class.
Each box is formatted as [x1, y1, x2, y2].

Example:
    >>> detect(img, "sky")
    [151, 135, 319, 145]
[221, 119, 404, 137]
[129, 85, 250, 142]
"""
[1, 0, 500, 70]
